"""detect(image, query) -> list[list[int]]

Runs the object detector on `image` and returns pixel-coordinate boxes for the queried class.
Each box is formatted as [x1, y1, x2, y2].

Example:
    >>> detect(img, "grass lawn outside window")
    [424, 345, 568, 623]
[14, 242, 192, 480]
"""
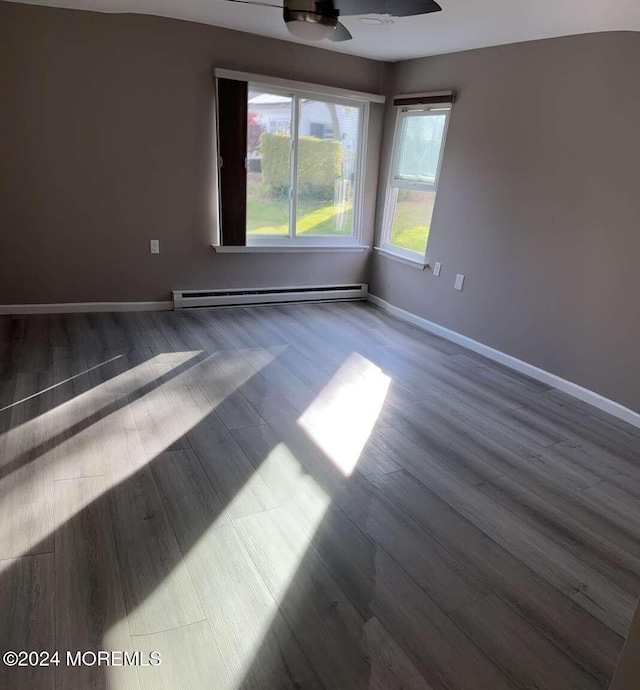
[388, 191, 436, 254]
[247, 176, 353, 237]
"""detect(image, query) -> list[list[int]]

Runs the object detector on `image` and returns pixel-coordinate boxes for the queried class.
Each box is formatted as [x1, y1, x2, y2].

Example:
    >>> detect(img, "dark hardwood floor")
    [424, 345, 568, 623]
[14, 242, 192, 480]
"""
[0, 302, 639, 689]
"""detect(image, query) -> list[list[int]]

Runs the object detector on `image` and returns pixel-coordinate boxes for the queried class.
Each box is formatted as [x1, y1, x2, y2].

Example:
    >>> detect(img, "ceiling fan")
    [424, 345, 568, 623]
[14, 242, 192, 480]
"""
[222, 0, 442, 42]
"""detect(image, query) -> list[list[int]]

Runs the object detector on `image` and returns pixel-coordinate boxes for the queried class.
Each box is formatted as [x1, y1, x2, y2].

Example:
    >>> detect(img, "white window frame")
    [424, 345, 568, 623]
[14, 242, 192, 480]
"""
[380, 105, 451, 263]
[247, 82, 369, 247]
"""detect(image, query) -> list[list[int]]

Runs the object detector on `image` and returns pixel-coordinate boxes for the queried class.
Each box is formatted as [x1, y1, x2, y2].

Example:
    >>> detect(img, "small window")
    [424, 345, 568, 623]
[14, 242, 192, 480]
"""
[309, 122, 327, 139]
[381, 106, 450, 259]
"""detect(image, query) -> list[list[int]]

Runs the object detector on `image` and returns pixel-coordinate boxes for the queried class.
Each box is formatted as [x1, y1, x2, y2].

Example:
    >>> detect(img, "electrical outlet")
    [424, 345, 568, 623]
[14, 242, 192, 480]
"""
[454, 274, 465, 291]
[150, 240, 160, 254]
[433, 262, 442, 277]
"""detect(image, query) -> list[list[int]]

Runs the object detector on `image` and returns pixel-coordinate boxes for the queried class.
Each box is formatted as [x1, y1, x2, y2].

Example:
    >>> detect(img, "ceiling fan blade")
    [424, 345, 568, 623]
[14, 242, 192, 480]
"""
[327, 20, 353, 41]
[222, 0, 283, 8]
[333, 0, 441, 17]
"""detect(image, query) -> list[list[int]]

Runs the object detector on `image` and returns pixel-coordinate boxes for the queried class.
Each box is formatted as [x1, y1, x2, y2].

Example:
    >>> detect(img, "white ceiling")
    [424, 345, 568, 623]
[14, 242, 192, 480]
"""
[9, 0, 640, 61]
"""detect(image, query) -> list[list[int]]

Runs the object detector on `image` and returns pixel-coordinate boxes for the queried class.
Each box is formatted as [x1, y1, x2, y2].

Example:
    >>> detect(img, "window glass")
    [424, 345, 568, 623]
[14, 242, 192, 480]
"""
[246, 87, 363, 241]
[295, 99, 360, 237]
[388, 189, 436, 254]
[383, 108, 450, 257]
[396, 114, 446, 184]
[246, 89, 292, 237]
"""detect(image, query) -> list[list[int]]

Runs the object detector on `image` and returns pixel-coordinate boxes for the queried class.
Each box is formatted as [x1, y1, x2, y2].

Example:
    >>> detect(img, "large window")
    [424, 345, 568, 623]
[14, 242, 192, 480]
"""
[246, 86, 365, 244]
[381, 106, 450, 259]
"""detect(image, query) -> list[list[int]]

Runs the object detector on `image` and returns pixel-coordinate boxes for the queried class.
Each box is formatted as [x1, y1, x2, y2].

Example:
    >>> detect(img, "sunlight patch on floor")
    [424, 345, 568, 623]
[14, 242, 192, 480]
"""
[0, 352, 202, 565]
[0, 355, 124, 415]
[182, 441, 331, 689]
[297, 353, 390, 476]
[0, 341, 389, 688]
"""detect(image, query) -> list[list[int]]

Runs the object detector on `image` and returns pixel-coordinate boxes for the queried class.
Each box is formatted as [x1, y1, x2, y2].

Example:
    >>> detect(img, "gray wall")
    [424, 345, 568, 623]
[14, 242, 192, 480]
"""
[0, 2, 386, 303]
[371, 33, 640, 413]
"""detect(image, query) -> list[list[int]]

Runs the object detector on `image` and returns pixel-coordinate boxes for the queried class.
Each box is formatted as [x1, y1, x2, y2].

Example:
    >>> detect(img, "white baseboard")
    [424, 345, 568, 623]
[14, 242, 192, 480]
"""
[0, 301, 173, 315]
[368, 294, 640, 430]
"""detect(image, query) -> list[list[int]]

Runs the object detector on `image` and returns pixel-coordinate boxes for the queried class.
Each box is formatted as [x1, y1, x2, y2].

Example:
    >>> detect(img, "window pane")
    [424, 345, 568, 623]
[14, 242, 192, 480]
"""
[396, 114, 446, 185]
[295, 99, 360, 237]
[388, 188, 436, 254]
[246, 89, 292, 236]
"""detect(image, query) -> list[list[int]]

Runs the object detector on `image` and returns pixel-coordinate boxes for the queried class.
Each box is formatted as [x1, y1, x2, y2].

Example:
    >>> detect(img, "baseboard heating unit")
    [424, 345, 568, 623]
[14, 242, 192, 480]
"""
[173, 284, 368, 310]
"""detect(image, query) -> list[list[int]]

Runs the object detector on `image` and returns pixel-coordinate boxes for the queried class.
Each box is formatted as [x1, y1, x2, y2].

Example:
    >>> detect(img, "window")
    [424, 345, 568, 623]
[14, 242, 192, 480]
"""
[381, 105, 451, 260]
[269, 119, 291, 134]
[309, 122, 328, 139]
[246, 85, 366, 244]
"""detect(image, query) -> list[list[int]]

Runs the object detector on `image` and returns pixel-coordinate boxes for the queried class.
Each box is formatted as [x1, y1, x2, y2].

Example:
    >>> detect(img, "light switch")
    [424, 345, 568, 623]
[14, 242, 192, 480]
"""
[454, 274, 465, 291]
[150, 240, 160, 254]
[433, 262, 442, 277]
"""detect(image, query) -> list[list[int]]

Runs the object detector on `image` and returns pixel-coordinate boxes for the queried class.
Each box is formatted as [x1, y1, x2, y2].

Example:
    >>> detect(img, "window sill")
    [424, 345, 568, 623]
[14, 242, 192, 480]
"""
[374, 247, 429, 270]
[212, 244, 369, 254]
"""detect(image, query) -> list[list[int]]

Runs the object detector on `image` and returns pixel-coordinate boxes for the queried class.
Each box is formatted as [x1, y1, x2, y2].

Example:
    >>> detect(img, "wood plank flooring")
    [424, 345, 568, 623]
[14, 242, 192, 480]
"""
[0, 302, 639, 689]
